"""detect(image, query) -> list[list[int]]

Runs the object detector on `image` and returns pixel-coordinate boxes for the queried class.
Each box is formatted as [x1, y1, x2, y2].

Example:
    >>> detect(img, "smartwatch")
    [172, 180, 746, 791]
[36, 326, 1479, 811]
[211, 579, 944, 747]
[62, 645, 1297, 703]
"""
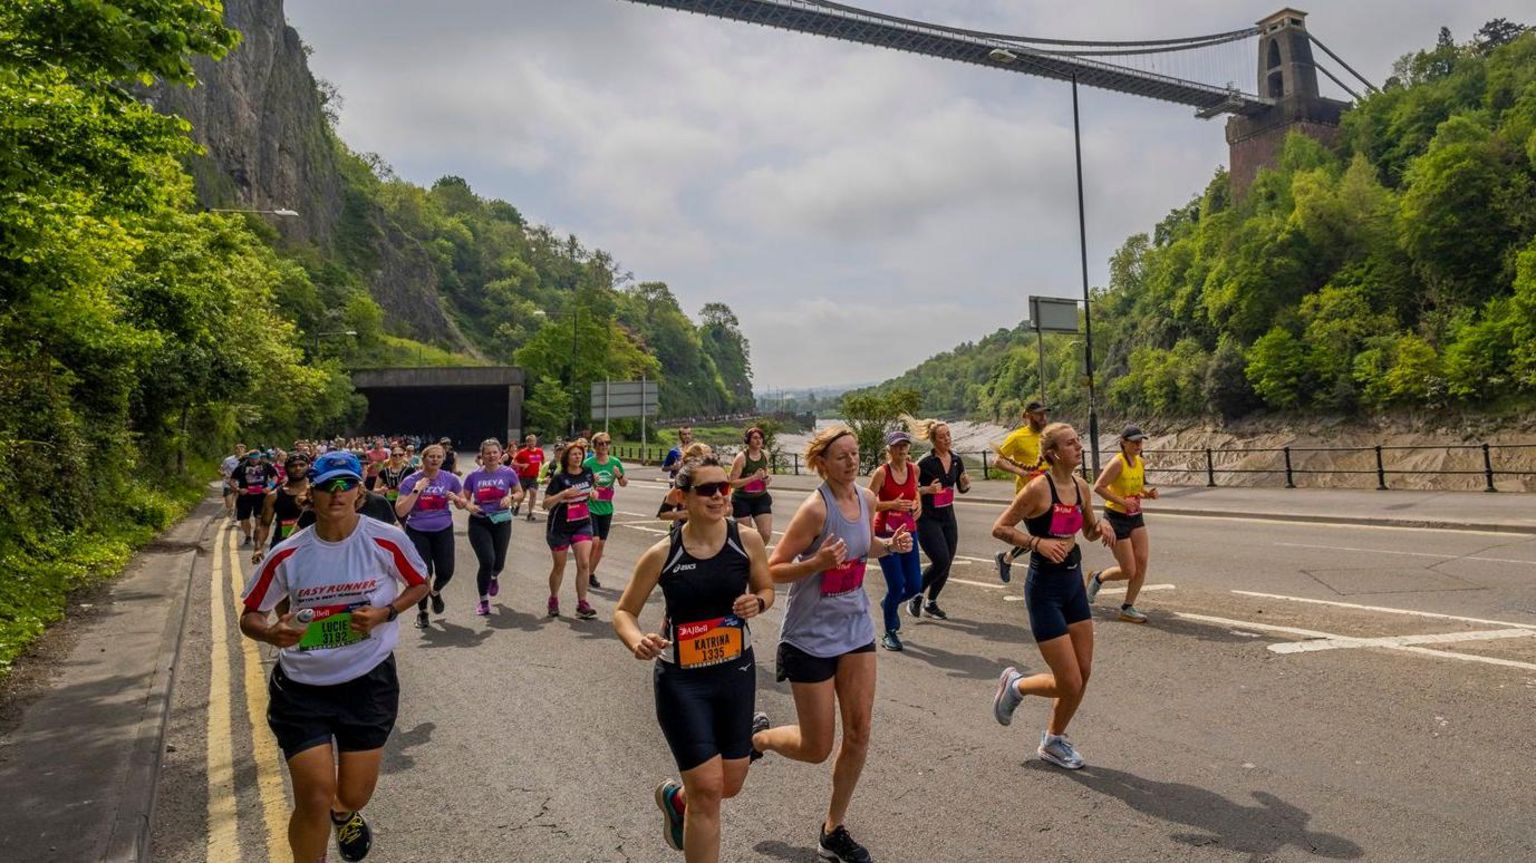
[385, 605, 399, 623]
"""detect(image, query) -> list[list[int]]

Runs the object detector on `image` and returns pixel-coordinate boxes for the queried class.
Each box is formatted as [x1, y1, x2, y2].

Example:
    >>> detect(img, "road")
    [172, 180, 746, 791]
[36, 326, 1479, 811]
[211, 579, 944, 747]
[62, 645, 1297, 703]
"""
[151, 472, 1536, 862]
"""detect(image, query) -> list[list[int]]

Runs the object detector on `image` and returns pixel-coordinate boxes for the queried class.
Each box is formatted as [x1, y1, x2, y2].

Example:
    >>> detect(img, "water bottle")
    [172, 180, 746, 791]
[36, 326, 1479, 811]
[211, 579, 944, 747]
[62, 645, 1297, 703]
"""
[294, 608, 316, 628]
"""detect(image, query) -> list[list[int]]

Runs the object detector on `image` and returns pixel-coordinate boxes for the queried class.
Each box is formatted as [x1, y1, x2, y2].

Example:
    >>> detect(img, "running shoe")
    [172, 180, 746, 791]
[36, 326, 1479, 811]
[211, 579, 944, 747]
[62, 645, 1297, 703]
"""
[923, 602, 948, 620]
[817, 824, 873, 863]
[906, 596, 922, 618]
[995, 551, 1012, 584]
[512, 503, 521, 516]
[547, 596, 560, 618]
[525, 513, 536, 522]
[749, 711, 771, 762]
[654, 779, 685, 851]
[414, 610, 430, 630]
[1085, 571, 1103, 603]
[576, 600, 597, 620]
[475, 600, 490, 616]
[880, 630, 904, 652]
[589, 574, 602, 589]
[487, 577, 499, 598]
[332, 810, 371, 861]
[1119, 604, 1149, 624]
[1037, 732, 1085, 770]
[992, 666, 1024, 726]
[430, 591, 445, 615]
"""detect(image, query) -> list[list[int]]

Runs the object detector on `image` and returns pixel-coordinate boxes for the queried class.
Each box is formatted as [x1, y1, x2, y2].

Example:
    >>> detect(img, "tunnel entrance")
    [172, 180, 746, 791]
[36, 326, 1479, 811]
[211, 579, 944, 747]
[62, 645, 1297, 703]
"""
[351, 367, 525, 450]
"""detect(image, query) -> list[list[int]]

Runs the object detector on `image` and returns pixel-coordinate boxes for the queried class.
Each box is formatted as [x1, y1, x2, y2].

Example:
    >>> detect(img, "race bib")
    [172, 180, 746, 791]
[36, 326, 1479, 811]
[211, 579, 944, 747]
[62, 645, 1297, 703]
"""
[594, 486, 615, 501]
[1047, 502, 1083, 536]
[416, 492, 448, 512]
[821, 557, 868, 596]
[743, 478, 767, 495]
[296, 605, 368, 652]
[385, 489, 399, 501]
[566, 501, 590, 522]
[474, 486, 503, 506]
[932, 487, 955, 508]
[878, 510, 915, 536]
[244, 484, 265, 495]
[673, 616, 745, 669]
[277, 518, 298, 539]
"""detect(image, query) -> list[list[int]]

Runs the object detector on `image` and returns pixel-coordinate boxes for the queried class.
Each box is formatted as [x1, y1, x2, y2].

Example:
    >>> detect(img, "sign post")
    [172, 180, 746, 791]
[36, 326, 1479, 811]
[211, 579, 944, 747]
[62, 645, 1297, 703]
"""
[1027, 295, 1081, 413]
[591, 378, 659, 459]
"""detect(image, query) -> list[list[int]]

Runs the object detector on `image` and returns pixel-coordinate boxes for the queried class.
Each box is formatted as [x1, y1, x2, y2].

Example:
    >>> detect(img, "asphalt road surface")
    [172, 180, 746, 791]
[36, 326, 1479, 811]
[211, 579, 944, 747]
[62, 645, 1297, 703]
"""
[152, 472, 1536, 862]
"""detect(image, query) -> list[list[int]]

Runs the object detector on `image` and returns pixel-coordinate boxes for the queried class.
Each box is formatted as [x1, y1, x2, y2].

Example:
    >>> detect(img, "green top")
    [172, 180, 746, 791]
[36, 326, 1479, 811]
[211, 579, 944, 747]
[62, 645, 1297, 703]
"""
[739, 450, 769, 497]
[583, 455, 625, 515]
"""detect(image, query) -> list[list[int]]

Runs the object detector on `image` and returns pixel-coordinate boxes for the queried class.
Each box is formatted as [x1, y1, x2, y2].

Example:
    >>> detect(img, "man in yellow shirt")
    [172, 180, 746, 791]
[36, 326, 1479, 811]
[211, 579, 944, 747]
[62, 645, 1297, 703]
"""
[993, 401, 1048, 583]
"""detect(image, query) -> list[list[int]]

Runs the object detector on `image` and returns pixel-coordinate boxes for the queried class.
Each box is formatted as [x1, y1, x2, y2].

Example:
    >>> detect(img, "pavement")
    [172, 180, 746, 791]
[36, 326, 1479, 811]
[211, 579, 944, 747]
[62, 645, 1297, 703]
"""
[5, 473, 1536, 862]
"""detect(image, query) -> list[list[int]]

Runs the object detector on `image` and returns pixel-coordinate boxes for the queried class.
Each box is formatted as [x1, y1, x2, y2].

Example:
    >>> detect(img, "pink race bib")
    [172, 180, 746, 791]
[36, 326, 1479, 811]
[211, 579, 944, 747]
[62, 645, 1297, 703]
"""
[878, 510, 915, 536]
[474, 486, 502, 505]
[595, 486, 615, 501]
[743, 479, 767, 494]
[821, 558, 868, 596]
[566, 501, 590, 522]
[416, 493, 448, 512]
[1047, 502, 1083, 536]
[932, 487, 954, 507]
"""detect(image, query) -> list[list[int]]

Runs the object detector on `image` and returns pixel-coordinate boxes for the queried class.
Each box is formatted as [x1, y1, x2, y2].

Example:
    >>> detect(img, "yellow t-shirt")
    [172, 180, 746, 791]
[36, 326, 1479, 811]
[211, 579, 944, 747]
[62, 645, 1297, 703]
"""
[1104, 452, 1145, 514]
[996, 426, 1044, 492]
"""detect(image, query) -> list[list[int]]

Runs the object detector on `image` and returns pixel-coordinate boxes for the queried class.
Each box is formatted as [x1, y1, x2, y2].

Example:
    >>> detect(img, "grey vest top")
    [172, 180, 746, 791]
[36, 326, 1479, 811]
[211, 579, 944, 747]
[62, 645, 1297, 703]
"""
[779, 483, 875, 657]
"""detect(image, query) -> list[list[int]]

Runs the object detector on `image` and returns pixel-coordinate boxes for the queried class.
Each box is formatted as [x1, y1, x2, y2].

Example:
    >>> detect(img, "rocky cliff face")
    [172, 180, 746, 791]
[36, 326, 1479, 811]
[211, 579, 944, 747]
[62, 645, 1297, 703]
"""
[147, 0, 471, 350]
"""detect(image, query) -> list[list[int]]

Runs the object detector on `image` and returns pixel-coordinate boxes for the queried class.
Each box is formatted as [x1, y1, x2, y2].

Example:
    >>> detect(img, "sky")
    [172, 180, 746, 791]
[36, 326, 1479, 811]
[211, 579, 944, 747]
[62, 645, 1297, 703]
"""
[282, 1, 1526, 391]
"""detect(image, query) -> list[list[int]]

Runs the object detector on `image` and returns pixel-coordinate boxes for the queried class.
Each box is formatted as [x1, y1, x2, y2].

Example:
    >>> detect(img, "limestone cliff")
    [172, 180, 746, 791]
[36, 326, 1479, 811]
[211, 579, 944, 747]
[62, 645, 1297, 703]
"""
[146, 0, 472, 351]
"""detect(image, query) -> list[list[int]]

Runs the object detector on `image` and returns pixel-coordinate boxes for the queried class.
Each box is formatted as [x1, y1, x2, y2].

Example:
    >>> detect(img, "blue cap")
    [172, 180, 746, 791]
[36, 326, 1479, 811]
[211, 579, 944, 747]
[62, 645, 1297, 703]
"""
[308, 451, 363, 485]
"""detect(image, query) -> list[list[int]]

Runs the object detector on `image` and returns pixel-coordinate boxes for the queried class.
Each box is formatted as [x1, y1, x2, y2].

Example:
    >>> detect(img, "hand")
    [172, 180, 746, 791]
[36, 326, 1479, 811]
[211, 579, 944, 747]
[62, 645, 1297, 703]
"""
[500, 495, 514, 510]
[958, 474, 972, 493]
[887, 525, 913, 554]
[813, 537, 849, 570]
[754, 468, 768, 481]
[733, 592, 763, 620]
[468, 503, 483, 515]
[251, 548, 265, 565]
[927, 479, 942, 495]
[617, 474, 629, 487]
[1125, 496, 1142, 514]
[1144, 487, 1159, 500]
[349, 606, 389, 634]
[1098, 527, 1118, 550]
[632, 633, 671, 661]
[898, 498, 916, 512]
[267, 613, 304, 648]
[1035, 538, 1072, 564]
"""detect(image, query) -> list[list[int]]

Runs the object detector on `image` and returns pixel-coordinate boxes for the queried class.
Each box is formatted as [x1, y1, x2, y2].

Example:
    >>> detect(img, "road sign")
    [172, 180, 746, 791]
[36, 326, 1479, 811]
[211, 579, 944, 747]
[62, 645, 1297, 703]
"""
[591, 379, 658, 420]
[1028, 296, 1080, 334]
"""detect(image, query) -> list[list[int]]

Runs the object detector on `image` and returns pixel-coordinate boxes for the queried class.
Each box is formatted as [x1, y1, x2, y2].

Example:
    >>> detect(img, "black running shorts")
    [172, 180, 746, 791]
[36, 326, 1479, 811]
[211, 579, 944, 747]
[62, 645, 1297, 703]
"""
[267, 654, 399, 760]
[1025, 563, 1092, 643]
[775, 640, 875, 684]
[731, 494, 773, 519]
[1104, 510, 1146, 542]
[653, 648, 757, 772]
[591, 513, 613, 540]
[236, 493, 265, 521]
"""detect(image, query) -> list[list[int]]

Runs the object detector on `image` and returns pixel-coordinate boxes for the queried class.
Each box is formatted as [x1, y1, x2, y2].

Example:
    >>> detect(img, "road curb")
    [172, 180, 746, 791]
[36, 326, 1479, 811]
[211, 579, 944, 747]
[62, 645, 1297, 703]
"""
[101, 504, 219, 863]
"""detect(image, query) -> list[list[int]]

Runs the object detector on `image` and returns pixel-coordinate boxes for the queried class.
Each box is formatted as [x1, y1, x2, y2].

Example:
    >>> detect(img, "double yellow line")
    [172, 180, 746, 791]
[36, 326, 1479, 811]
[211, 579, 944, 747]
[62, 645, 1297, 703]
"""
[205, 525, 290, 861]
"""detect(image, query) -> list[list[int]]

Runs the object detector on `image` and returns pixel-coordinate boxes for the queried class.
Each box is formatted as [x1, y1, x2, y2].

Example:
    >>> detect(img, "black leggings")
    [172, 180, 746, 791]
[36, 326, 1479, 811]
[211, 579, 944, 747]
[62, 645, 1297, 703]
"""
[917, 510, 959, 601]
[406, 525, 455, 610]
[467, 516, 511, 598]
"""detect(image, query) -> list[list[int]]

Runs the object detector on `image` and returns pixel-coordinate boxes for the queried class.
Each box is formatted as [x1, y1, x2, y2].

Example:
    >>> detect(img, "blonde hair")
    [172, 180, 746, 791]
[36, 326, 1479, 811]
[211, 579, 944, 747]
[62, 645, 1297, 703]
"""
[682, 442, 712, 461]
[804, 423, 855, 477]
[1039, 422, 1077, 465]
[900, 413, 948, 443]
[421, 443, 446, 460]
[591, 432, 611, 445]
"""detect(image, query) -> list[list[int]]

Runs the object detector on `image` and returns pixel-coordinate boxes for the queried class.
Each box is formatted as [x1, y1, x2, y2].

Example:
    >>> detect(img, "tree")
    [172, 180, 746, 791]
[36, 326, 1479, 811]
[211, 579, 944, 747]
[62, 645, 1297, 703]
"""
[841, 389, 921, 471]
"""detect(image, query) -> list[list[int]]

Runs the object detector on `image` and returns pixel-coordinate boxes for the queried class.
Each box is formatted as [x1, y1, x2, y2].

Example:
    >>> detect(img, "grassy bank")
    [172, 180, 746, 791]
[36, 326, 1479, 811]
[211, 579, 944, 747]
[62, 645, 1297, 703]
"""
[0, 459, 214, 679]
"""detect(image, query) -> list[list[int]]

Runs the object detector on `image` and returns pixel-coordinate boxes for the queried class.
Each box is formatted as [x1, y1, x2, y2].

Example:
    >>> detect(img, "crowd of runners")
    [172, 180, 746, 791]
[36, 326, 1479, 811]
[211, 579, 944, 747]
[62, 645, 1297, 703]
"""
[231, 408, 1160, 862]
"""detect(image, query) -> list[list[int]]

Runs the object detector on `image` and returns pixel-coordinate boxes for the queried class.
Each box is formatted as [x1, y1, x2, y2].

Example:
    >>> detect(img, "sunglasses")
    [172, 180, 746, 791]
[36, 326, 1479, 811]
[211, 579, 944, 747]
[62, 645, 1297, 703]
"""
[687, 481, 731, 498]
[315, 477, 360, 494]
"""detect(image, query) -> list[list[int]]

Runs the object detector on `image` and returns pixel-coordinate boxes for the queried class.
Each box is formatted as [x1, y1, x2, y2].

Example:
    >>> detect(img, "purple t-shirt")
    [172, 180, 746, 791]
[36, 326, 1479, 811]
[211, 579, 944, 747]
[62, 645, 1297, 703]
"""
[464, 466, 519, 517]
[400, 470, 463, 532]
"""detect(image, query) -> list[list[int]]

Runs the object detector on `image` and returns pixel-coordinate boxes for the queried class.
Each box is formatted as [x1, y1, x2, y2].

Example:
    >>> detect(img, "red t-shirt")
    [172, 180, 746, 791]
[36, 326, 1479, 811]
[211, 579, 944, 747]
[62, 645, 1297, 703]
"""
[514, 447, 545, 480]
[365, 447, 389, 476]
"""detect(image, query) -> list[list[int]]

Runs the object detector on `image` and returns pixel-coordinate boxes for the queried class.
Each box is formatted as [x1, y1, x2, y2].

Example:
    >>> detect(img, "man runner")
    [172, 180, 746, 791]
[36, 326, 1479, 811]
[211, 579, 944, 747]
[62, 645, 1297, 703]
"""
[662, 426, 695, 483]
[512, 434, 545, 521]
[993, 401, 1049, 583]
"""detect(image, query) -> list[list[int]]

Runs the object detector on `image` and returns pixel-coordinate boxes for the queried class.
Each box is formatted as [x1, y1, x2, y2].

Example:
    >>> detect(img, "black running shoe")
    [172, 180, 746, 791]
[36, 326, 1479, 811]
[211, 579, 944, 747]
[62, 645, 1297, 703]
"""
[414, 610, 430, 630]
[995, 551, 1012, 584]
[906, 595, 922, 618]
[749, 711, 771, 762]
[430, 592, 445, 615]
[924, 602, 948, 621]
[817, 824, 872, 863]
[332, 810, 372, 861]
[589, 573, 602, 589]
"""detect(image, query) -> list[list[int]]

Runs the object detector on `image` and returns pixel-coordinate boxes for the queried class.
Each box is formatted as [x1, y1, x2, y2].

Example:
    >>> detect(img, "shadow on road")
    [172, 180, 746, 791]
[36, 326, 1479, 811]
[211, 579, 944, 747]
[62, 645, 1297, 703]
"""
[898, 641, 1014, 682]
[382, 720, 436, 774]
[752, 839, 818, 862]
[484, 606, 543, 632]
[416, 620, 494, 649]
[1050, 764, 1364, 859]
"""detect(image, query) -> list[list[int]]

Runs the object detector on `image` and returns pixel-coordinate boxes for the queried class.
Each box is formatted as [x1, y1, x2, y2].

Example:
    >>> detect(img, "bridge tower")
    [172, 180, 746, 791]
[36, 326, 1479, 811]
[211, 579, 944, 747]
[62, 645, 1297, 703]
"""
[1225, 9, 1348, 195]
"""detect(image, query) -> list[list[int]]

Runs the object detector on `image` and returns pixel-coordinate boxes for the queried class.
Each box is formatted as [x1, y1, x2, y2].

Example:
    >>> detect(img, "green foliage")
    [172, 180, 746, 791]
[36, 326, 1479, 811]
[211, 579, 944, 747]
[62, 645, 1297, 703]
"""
[841, 388, 921, 471]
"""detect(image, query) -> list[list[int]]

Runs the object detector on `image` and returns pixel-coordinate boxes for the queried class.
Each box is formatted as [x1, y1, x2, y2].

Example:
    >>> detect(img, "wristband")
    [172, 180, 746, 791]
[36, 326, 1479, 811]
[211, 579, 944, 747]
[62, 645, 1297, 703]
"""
[385, 605, 399, 623]
[755, 596, 767, 614]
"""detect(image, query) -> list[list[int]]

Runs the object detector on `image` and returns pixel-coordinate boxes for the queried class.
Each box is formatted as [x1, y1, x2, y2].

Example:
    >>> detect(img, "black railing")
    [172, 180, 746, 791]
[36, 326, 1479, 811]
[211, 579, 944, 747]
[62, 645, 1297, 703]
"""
[613, 442, 1536, 492]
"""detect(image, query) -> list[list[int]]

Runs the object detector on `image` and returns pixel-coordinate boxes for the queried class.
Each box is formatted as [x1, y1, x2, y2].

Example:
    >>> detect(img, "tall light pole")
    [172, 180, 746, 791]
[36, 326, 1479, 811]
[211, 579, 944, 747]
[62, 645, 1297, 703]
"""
[989, 49, 1102, 474]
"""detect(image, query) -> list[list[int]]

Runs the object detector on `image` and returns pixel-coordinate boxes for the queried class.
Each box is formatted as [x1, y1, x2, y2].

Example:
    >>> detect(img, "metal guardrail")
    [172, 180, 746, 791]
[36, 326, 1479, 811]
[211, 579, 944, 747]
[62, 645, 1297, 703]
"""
[614, 442, 1536, 491]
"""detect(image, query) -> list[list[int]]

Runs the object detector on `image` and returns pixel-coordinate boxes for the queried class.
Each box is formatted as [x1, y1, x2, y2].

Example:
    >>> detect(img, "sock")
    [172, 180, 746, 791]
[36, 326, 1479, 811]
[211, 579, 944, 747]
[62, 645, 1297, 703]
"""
[330, 810, 352, 825]
[1122, 602, 1133, 610]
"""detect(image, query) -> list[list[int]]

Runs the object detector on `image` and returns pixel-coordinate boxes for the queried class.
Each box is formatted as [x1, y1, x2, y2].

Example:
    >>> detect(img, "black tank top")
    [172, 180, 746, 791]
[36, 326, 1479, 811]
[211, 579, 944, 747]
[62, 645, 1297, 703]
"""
[658, 520, 753, 669]
[1024, 474, 1082, 573]
[270, 487, 307, 548]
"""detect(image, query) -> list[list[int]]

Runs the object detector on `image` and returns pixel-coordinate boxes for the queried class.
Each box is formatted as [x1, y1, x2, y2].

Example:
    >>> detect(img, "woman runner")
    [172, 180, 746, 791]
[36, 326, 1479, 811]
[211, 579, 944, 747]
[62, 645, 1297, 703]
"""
[395, 444, 466, 630]
[239, 451, 430, 863]
[869, 430, 923, 652]
[905, 416, 970, 621]
[543, 439, 598, 620]
[614, 455, 775, 862]
[376, 446, 410, 508]
[728, 427, 774, 545]
[463, 438, 524, 616]
[1087, 425, 1158, 624]
[584, 432, 628, 589]
[753, 425, 912, 863]
[989, 423, 1116, 769]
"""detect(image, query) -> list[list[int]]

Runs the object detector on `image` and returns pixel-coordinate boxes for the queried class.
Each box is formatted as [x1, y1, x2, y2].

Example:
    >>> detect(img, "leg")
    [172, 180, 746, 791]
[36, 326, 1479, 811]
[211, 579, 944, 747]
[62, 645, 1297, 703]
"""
[900, 547, 924, 605]
[824, 651, 876, 832]
[926, 516, 959, 602]
[429, 528, 455, 593]
[333, 748, 384, 814]
[589, 536, 606, 575]
[876, 553, 904, 633]
[491, 519, 512, 578]
[752, 513, 773, 546]
[753, 679, 837, 765]
[678, 757, 726, 863]
[547, 548, 568, 597]
[572, 540, 594, 602]
[1013, 633, 1085, 732]
[1047, 621, 1095, 734]
[284, 744, 338, 863]
[916, 517, 949, 598]
[467, 519, 495, 599]
[1097, 533, 1136, 584]
[1124, 527, 1150, 606]
[408, 527, 435, 612]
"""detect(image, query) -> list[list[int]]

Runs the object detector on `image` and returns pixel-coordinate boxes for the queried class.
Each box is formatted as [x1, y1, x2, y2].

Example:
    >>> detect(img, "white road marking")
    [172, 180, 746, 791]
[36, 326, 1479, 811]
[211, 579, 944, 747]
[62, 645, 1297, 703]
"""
[1269, 629, 1536, 654]
[1271, 541, 1536, 566]
[1230, 590, 1536, 630]
[946, 578, 1006, 591]
[1096, 584, 1177, 597]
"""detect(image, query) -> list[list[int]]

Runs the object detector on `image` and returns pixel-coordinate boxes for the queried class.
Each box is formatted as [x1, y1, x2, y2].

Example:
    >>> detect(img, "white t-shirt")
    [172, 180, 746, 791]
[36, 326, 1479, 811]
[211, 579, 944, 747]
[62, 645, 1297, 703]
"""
[220, 455, 239, 479]
[241, 516, 427, 685]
